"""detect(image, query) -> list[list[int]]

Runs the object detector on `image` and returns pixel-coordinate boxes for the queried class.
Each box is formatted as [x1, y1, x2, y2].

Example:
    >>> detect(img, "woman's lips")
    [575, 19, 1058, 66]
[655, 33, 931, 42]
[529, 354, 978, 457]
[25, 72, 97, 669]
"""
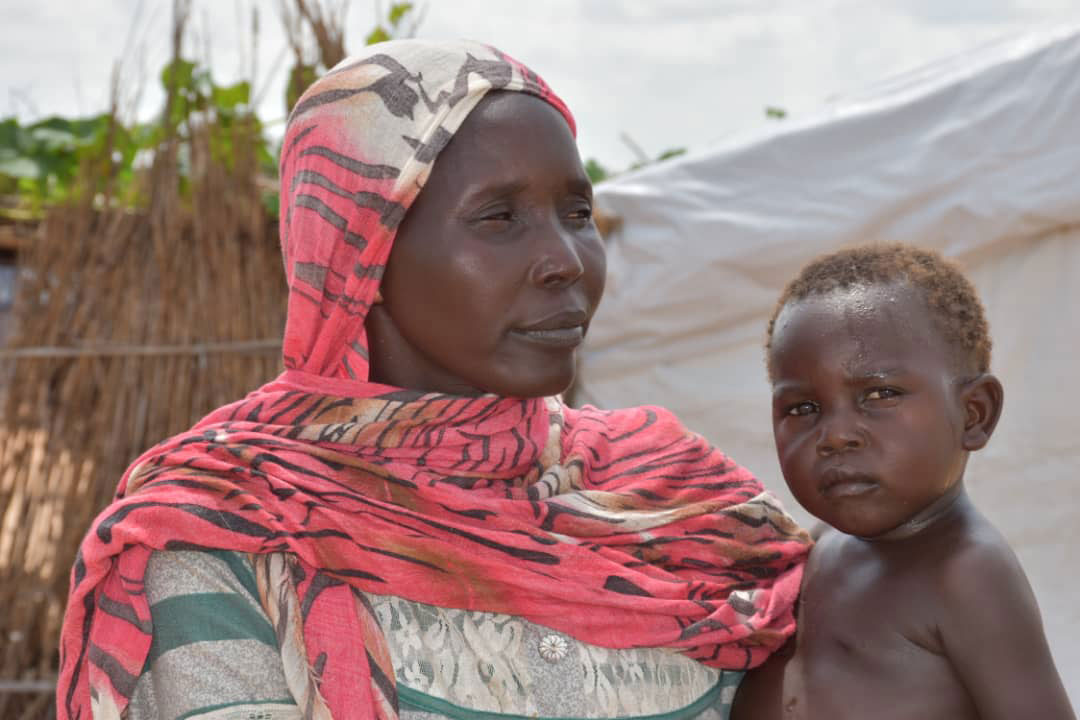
[820, 468, 879, 498]
[510, 325, 585, 347]
[512, 309, 588, 348]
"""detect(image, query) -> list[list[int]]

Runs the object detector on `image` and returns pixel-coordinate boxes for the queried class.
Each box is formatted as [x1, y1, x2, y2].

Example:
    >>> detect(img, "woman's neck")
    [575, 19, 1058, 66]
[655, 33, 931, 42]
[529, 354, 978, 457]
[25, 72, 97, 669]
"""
[365, 307, 489, 396]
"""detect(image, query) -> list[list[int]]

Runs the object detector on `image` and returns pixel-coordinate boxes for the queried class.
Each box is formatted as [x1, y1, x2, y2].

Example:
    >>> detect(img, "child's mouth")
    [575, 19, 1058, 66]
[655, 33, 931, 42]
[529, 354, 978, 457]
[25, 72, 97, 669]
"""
[819, 468, 879, 498]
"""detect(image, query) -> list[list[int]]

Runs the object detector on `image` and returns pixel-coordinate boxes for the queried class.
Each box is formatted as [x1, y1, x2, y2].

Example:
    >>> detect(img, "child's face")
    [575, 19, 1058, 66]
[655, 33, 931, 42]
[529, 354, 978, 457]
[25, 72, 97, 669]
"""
[768, 283, 970, 538]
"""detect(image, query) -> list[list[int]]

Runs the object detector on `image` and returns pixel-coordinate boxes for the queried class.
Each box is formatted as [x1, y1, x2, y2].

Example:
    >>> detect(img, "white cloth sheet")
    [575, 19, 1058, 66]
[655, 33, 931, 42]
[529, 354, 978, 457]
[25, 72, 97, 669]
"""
[580, 26, 1080, 703]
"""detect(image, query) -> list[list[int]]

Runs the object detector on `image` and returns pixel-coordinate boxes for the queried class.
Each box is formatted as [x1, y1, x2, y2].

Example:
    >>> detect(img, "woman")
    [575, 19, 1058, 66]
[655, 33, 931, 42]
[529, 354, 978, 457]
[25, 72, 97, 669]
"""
[58, 40, 810, 720]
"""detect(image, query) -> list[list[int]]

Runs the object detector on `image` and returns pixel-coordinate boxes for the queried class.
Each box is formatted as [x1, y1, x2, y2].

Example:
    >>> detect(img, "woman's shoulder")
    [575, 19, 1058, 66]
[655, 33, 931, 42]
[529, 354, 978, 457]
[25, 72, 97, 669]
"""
[144, 548, 261, 602]
[564, 401, 754, 483]
[564, 401, 703, 444]
[141, 549, 279, 660]
[130, 550, 298, 720]
[567, 400, 682, 423]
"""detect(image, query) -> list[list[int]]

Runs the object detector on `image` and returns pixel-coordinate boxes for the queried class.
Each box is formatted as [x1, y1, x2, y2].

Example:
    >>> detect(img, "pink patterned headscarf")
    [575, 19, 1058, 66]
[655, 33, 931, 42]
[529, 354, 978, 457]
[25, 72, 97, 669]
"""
[279, 39, 574, 381]
[57, 40, 809, 720]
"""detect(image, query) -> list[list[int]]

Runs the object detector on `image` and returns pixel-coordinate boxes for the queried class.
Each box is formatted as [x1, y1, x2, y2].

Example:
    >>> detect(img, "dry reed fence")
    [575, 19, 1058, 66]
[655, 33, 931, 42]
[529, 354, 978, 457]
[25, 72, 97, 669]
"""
[0, 107, 287, 717]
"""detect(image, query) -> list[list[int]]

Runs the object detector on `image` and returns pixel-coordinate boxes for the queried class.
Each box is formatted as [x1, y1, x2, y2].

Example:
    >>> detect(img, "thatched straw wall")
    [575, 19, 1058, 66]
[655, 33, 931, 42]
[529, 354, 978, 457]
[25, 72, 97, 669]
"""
[0, 117, 287, 717]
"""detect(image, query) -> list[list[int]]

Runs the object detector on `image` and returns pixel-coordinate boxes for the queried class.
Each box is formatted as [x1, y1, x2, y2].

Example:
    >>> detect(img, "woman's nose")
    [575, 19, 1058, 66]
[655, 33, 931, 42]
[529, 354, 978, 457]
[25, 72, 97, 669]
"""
[816, 412, 866, 457]
[528, 226, 585, 289]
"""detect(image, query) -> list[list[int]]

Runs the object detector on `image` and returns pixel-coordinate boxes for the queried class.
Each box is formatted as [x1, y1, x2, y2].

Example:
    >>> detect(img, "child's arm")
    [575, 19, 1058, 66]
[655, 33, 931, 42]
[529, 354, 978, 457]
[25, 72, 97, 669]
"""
[940, 541, 1075, 720]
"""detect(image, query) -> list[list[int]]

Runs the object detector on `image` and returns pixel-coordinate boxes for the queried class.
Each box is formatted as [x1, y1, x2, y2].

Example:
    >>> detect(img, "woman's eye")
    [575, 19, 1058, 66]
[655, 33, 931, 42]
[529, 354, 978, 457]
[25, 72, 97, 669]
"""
[865, 388, 900, 401]
[567, 206, 593, 222]
[787, 401, 819, 416]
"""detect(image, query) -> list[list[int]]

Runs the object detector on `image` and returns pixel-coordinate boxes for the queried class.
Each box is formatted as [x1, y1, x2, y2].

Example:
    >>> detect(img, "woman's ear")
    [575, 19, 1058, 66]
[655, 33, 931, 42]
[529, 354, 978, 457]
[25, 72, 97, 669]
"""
[961, 374, 1004, 451]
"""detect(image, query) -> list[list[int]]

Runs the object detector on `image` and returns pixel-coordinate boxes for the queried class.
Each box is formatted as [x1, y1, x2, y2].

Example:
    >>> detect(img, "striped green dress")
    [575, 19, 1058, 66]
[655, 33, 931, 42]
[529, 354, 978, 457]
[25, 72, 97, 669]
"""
[128, 551, 743, 720]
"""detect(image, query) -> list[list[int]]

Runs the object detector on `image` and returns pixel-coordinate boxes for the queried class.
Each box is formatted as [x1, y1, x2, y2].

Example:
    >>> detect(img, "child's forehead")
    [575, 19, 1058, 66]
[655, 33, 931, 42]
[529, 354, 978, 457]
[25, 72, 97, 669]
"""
[771, 283, 951, 364]
[779, 282, 925, 328]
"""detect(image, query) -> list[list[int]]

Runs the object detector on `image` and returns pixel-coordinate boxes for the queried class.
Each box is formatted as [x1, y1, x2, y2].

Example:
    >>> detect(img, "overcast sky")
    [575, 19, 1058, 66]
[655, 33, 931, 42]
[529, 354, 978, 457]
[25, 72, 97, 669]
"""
[2, 1, 1079, 169]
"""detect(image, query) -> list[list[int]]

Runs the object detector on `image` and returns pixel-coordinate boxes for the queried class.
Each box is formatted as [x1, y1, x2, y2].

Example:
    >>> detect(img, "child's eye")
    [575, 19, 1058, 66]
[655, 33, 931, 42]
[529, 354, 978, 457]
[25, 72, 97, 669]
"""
[787, 401, 819, 416]
[865, 388, 900, 401]
[479, 210, 514, 223]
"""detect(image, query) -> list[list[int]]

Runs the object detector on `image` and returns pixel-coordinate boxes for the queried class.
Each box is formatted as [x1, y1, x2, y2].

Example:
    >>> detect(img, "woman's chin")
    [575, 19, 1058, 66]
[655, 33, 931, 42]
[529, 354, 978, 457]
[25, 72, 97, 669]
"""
[483, 365, 577, 399]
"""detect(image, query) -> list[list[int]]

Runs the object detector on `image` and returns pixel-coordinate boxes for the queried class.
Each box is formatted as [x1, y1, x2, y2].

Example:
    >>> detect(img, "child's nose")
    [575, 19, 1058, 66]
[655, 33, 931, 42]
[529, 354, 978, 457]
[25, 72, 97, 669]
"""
[815, 413, 866, 457]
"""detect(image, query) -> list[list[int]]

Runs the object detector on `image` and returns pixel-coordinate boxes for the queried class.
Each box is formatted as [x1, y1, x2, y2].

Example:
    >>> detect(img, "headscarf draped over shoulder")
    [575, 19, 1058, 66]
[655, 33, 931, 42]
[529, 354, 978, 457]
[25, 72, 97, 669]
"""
[57, 39, 809, 720]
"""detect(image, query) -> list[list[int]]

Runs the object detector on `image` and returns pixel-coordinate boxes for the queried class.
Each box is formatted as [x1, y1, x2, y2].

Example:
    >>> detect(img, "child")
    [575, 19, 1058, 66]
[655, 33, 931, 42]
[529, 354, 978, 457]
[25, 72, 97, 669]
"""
[732, 244, 1075, 719]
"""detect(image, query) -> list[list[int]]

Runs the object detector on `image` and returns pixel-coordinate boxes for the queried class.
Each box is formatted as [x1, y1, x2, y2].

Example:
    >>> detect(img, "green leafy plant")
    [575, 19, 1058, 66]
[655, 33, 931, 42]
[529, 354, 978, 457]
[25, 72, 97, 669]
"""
[366, 2, 416, 44]
[0, 2, 417, 220]
[584, 158, 610, 184]
[0, 114, 116, 213]
[0, 54, 277, 219]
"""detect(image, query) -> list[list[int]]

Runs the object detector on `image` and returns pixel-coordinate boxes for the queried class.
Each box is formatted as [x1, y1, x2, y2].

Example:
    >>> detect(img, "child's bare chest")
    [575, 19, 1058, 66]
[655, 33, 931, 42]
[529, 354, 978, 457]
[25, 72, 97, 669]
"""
[784, 540, 977, 719]
[799, 549, 939, 658]
[734, 536, 981, 719]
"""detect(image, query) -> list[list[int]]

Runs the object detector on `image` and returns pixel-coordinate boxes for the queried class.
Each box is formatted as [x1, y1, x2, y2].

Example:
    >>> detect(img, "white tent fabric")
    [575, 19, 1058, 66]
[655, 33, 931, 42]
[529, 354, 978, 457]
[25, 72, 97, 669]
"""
[580, 26, 1080, 702]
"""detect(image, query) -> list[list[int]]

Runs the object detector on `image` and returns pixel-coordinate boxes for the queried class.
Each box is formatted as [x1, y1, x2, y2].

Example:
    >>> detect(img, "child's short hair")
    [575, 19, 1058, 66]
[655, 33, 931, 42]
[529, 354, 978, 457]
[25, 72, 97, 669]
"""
[766, 243, 991, 379]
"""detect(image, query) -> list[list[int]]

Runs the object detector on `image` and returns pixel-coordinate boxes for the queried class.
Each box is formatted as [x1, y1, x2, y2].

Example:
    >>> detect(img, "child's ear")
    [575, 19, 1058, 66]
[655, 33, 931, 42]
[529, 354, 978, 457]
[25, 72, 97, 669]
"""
[960, 374, 1004, 451]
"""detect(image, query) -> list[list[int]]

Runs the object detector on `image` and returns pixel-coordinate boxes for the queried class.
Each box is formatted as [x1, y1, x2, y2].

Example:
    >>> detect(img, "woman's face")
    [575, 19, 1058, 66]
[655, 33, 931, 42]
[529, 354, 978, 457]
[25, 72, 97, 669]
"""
[367, 91, 606, 397]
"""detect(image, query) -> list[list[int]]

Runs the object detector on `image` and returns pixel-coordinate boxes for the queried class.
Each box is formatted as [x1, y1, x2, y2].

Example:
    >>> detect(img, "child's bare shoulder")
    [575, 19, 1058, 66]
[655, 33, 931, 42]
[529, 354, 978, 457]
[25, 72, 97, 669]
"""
[806, 505, 1028, 623]
[934, 507, 1032, 612]
[925, 503, 1075, 718]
